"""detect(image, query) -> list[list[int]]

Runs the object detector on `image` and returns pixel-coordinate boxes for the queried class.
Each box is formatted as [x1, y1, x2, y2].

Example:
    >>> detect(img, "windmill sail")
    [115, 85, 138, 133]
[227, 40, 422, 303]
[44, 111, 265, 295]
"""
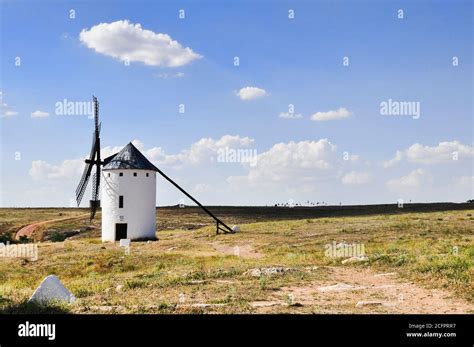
[75, 96, 103, 221]
[75, 131, 96, 206]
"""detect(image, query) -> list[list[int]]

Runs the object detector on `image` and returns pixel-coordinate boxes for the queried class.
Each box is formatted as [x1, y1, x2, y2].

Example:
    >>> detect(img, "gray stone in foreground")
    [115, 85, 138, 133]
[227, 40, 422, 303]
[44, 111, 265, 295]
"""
[29, 275, 76, 305]
[246, 267, 297, 277]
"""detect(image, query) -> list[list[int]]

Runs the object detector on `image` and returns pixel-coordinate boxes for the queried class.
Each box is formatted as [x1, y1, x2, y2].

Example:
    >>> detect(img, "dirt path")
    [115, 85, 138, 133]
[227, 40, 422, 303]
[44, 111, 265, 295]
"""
[252, 266, 473, 314]
[14, 214, 89, 240]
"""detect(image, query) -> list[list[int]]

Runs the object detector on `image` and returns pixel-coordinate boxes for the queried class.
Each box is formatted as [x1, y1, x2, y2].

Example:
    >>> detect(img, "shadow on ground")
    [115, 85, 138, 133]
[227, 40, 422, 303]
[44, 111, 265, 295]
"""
[0, 299, 71, 314]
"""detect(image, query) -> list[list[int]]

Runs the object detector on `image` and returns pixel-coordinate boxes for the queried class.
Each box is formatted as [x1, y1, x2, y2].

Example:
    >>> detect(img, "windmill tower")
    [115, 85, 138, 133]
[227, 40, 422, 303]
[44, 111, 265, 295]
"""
[75, 96, 234, 243]
[100, 142, 158, 241]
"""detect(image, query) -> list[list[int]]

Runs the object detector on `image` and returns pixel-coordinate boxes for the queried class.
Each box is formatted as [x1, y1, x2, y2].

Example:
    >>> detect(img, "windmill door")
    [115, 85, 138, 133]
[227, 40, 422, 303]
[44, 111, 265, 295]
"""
[115, 223, 127, 241]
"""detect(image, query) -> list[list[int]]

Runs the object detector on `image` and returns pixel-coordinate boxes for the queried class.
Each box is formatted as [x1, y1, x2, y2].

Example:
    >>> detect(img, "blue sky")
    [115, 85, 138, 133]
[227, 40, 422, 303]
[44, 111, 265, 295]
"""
[1, 0, 472, 207]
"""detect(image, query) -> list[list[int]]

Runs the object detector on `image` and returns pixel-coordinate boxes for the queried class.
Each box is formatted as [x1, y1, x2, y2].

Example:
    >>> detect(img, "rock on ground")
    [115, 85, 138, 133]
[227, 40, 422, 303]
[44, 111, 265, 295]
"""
[29, 275, 76, 305]
[246, 267, 297, 277]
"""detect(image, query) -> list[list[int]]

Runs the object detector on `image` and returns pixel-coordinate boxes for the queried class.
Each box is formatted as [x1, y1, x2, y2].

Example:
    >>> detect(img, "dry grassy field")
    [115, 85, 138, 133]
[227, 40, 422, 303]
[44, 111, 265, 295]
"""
[0, 204, 472, 314]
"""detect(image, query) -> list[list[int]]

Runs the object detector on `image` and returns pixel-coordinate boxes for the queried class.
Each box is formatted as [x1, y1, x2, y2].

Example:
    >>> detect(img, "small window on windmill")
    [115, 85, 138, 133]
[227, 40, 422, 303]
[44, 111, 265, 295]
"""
[133, 172, 137, 177]
[119, 195, 124, 208]
[146, 173, 149, 177]
[119, 172, 123, 177]
[108, 173, 110, 177]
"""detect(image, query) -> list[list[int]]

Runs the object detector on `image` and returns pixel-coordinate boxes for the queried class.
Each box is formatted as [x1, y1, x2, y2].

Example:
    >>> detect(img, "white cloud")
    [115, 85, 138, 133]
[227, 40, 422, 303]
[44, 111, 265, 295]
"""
[341, 171, 371, 185]
[37, 137, 342, 195]
[29, 135, 255, 182]
[2, 111, 18, 117]
[79, 20, 202, 67]
[151, 135, 254, 168]
[279, 112, 303, 119]
[405, 141, 473, 164]
[310, 107, 352, 121]
[385, 141, 474, 166]
[29, 159, 84, 180]
[383, 150, 403, 168]
[17, 135, 474, 207]
[0, 91, 18, 118]
[31, 110, 49, 118]
[236, 87, 268, 101]
[227, 139, 339, 192]
[387, 169, 433, 190]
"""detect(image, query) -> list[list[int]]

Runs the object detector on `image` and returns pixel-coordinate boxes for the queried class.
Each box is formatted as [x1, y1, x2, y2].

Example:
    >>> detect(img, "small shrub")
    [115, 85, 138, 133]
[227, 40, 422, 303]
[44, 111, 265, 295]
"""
[49, 231, 67, 242]
[18, 235, 31, 244]
[0, 233, 14, 244]
[125, 279, 147, 290]
[74, 288, 94, 298]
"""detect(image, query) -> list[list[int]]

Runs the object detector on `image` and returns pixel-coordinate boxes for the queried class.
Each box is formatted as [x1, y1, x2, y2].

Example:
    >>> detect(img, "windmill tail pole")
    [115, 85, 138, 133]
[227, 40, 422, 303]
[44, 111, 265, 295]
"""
[155, 167, 233, 234]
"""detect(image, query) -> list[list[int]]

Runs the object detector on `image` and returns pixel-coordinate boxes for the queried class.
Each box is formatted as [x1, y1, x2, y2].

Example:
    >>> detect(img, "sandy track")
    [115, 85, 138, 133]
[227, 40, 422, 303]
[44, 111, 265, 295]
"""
[14, 214, 89, 240]
[252, 266, 473, 314]
[210, 241, 472, 313]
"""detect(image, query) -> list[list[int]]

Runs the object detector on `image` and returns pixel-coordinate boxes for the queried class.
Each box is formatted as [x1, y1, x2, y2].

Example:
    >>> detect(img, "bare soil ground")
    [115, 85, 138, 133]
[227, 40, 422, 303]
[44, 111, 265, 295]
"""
[14, 214, 89, 240]
[252, 266, 472, 313]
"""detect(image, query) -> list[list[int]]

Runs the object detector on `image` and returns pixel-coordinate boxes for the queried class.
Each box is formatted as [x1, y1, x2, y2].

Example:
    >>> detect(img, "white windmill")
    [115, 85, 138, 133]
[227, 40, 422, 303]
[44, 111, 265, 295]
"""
[75, 97, 234, 242]
[100, 142, 158, 241]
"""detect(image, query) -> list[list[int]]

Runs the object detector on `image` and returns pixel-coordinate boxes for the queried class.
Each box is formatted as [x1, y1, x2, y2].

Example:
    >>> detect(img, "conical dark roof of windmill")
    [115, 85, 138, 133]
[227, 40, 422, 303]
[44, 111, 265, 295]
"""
[102, 142, 158, 171]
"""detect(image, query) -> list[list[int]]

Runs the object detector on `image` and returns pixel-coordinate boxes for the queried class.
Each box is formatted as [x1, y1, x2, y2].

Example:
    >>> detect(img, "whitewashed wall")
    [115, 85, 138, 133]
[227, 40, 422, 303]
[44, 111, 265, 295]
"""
[101, 169, 156, 242]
